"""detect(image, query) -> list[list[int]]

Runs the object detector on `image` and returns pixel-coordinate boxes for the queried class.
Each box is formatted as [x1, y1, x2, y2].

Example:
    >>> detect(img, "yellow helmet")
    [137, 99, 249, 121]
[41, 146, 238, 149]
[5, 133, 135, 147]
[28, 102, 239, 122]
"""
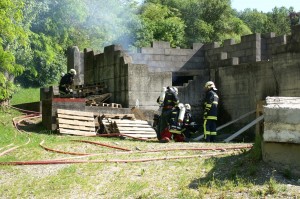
[205, 81, 217, 90]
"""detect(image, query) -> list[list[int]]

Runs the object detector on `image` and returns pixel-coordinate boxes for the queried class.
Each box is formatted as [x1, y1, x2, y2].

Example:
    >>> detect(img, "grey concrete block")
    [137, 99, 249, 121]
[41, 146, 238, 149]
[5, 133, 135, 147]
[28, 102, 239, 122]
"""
[264, 122, 300, 143]
[223, 39, 235, 46]
[152, 41, 170, 49]
[220, 52, 227, 60]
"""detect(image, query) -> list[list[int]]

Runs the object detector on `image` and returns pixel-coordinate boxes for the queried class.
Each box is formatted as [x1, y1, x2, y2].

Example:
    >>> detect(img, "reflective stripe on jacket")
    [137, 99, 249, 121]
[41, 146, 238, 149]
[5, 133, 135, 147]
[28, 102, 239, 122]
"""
[203, 90, 219, 120]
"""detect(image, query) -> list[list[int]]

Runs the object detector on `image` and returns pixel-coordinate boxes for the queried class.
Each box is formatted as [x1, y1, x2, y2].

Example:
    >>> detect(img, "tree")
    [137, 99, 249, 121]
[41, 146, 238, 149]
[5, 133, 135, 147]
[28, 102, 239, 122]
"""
[136, 2, 185, 47]
[237, 7, 291, 35]
[0, 0, 28, 101]
[144, 0, 251, 46]
[237, 9, 269, 34]
[265, 7, 291, 35]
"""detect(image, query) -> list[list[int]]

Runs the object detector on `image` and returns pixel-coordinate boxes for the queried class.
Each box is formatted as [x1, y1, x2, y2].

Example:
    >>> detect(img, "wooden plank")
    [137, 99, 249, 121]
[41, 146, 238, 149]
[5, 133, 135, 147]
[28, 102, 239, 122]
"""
[117, 127, 155, 131]
[111, 120, 149, 124]
[131, 107, 147, 120]
[57, 113, 94, 121]
[59, 128, 96, 136]
[193, 110, 256, 141]
[224, 115, 264, 143]
[115, 123, 152, 128]
[118, 130, 156, 134]
[58, 123, 95, 131]
[57, 109, 94, 117]
[58, 118, 95, 127]
[102, 114, 135, 119]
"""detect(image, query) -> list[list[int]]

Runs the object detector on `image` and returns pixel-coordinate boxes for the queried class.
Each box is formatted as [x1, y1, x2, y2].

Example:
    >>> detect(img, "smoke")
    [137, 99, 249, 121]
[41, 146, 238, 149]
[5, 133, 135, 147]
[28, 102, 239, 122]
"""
[83, 0, 142, 51]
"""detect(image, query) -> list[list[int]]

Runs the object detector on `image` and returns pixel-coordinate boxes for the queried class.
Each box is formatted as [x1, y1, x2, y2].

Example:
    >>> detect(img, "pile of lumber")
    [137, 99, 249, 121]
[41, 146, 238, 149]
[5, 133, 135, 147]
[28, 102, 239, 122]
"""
[99, 113, 156, 139]
[74, 83, 107, 97]
[85, 93, 112, 106]
[56, 109, 96, 136]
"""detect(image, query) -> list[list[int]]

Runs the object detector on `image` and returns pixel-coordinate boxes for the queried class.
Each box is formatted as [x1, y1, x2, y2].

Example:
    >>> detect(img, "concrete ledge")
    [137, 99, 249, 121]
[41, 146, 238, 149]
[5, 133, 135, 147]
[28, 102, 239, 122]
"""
[262, 142, 300, 177]
[264, 97, 300, 124]
[264, 122, 300, 143]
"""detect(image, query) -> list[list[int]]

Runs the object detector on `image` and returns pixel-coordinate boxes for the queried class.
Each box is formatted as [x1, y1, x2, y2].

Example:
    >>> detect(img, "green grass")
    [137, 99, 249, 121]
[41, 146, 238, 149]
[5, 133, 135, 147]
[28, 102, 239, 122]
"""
[0, 107, 298, 198]
[10, 87, 40, 105]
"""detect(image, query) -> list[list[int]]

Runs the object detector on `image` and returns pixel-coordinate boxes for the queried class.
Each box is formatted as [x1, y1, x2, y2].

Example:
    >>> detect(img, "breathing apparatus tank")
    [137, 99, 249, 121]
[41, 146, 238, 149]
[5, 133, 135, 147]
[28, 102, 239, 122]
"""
[159, 87, 167, 105]
[177, 103, 186, 123]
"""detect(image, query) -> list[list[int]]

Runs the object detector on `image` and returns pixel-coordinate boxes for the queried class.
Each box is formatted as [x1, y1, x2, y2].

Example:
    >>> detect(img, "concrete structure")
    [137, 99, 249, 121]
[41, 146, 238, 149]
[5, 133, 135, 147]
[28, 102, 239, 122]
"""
[38, 25, 300, 176]
[66, 25, 300, 126]
[263, 97, 300, 176]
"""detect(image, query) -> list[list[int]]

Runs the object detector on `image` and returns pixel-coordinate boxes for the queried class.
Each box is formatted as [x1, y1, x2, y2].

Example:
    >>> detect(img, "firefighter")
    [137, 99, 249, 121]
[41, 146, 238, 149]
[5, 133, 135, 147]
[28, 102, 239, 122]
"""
[59, 69, 77, 95]
[181, 104, 198, 141]
[158, 86, 179, 142]
[168, 103, 185, 142]
[203, 81, 219, 142]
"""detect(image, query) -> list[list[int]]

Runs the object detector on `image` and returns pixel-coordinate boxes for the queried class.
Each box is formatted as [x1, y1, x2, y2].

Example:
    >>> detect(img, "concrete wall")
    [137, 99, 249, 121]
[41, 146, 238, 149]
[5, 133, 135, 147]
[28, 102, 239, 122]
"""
[130, 41, 205, 72]
[262, 97, 300, 176]
[67, 46, 84, 85]
[66, 25, 300, 127]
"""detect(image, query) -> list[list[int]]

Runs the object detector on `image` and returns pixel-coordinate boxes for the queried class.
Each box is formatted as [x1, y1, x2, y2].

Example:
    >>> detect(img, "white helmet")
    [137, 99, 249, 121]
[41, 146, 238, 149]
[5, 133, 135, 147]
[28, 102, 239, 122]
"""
[172, 87, 178, 95]
[69, 69, 77, 75]
[177, 103, 184, 109]
[185, 104, 191, 110]
[204, 81, 217, 90]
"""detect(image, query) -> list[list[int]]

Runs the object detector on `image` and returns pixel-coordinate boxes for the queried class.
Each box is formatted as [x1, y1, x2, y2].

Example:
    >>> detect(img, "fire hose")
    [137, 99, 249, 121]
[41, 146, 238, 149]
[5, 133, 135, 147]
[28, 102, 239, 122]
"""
[38, 139, 252, 157]
[71, 140, 132, 151]
[95, 133, 152, 141]
[0, 151, 236, 166]
[0, 107, 39, 157]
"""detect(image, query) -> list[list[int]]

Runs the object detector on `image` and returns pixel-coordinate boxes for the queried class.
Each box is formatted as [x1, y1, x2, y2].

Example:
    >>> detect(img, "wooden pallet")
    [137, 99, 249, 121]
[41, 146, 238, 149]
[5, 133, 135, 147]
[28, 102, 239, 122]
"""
[57, 109, 96, 136]
[111, 119, 157, 139]
[98, 114, 136, 134]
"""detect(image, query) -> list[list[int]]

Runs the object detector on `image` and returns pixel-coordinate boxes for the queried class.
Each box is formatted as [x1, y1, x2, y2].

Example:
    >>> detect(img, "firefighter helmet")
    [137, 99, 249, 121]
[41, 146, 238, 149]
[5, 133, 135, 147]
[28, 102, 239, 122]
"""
[185, 104, 191, 110]
[172, 87, 178, 95]
[69, 69, 77, 75]
[204, 81, 217, 90]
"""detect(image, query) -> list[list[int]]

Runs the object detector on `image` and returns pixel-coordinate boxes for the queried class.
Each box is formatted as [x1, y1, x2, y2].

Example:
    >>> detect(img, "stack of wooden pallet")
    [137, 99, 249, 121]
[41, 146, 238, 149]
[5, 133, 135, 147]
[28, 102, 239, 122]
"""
[99, 114, 156, 139]
[56, 109, 96, 136]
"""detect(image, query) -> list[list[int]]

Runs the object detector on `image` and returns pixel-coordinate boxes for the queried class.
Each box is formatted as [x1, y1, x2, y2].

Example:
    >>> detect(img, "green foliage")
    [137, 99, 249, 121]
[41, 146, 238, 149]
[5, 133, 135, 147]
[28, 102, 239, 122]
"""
[146, 0, 251, 46]
[237, 7, 291, 35]
[265, 7, 291, 35]
[0, 0, 28, 101]
[248, 133, 262, 162]
[137, 3, 185, 47]
[237, 9, 269, 34]
[0, 0, 297, 96]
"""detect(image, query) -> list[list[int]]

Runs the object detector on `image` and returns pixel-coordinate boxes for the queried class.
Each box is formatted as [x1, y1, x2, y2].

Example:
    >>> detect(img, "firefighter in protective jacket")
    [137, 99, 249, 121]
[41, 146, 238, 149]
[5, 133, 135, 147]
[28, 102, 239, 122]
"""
[59, 69, 77, 95]
[157, 86, 179, 142]
[203, 81, 219, 142]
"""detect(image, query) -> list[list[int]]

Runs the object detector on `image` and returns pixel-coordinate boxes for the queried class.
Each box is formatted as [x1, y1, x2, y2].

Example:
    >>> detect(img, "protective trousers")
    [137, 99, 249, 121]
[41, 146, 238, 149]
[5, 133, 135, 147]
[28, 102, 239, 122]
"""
[203, 119, 217, 142]
[158, 109, 172, 140]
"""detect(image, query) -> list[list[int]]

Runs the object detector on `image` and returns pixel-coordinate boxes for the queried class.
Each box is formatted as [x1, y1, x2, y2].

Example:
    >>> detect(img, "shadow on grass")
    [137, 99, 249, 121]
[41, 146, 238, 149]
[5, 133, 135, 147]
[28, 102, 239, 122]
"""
[189, 150, 299, 190]
[18, 120, 59, 136]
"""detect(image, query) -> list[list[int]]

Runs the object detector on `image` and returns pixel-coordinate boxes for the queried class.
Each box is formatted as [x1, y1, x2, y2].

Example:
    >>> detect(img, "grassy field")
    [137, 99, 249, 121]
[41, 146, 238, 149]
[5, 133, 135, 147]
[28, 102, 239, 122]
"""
[10, 87, 40, 105]
[0, 106, 299, 198]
